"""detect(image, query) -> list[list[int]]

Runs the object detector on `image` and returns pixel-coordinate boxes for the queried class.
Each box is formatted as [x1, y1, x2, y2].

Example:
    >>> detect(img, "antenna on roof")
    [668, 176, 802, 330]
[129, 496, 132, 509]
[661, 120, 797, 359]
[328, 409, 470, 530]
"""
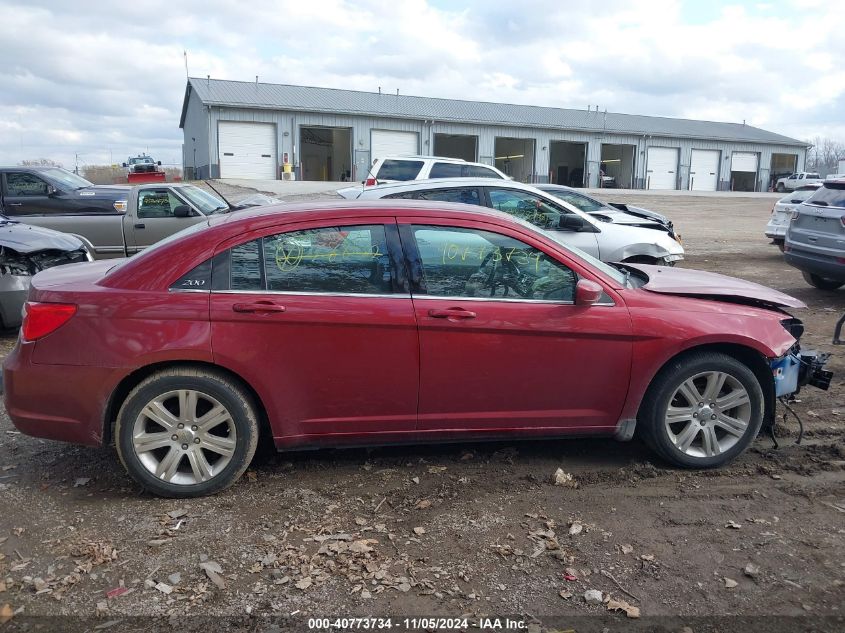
[378, 86, 381, 95]
[396, 88, 399, 96]
[207, 74, 210, 88]
[255, 75, 259, 86]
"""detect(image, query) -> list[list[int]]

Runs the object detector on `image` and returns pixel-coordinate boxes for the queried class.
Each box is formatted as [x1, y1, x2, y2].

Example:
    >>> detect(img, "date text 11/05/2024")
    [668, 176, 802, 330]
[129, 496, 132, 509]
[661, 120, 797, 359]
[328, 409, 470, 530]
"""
[306, 617, 530, 630]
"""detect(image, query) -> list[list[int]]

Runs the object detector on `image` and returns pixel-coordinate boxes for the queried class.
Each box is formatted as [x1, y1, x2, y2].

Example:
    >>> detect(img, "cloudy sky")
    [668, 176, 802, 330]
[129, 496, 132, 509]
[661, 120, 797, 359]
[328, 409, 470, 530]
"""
[1, 0, 843, 169]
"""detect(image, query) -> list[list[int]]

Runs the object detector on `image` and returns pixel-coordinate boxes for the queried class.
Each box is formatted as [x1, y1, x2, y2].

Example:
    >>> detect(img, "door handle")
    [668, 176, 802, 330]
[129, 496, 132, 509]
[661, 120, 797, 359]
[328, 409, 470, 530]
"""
[134, 223, 145, 229]
[232, 301, 286, 314]
[428, 307, 477, 320]
[7, 203, 22, 207]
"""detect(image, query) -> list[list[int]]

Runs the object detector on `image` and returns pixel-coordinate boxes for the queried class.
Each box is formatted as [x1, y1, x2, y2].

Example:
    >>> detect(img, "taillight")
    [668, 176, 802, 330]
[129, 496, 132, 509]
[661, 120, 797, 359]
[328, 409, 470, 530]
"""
[791, 210, 800, 221]
[364, 178, 376, 186]
[21, 302, 77, 341]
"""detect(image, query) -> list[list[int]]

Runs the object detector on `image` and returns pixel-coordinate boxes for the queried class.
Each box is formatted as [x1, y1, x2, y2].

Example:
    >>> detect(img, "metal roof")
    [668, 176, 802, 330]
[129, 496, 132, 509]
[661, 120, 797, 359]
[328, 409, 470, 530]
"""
[181, 78, 806, 147]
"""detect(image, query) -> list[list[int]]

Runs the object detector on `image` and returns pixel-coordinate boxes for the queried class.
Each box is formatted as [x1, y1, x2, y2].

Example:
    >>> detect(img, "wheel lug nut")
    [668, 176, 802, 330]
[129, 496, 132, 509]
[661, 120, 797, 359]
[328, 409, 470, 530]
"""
[698, 402, 703, 407]
[177, 423, 184, 429]
[711, 414, 717, 420]
[191, 425, 198, 431]
[693, 413, 698, 418]
[194, 438, 201, 444]
[181, 443, 188, 450]
[171, 434, 178, 441]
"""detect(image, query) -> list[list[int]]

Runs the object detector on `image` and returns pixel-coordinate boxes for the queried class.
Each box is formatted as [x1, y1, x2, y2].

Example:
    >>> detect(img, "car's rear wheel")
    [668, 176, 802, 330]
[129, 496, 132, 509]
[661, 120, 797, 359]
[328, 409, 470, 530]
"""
[776, 183, 785, 193]
[115, 367, 259, 497]
[802, 271, 844, 290]
[638, 352, 763, 468]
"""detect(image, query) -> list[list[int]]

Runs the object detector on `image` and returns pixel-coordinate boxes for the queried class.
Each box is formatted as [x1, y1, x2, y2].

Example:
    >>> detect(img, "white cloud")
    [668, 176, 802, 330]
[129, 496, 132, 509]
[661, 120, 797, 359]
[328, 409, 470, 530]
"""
[0, 0, 843, 169]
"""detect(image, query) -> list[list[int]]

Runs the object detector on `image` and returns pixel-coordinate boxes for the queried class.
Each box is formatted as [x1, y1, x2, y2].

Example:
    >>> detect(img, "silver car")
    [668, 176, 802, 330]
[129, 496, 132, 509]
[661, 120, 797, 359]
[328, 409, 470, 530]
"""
[343, 178, 685, 265]
[0, 215, 91, 328]
[765, 183, 822, 249]
[784, 180, 845, 289]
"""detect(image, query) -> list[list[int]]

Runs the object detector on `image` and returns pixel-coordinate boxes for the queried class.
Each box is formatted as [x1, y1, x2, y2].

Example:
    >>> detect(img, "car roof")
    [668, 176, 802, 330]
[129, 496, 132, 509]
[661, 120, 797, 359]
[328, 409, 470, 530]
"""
[211, 199, 520, 229]
[360, 177, 539, 194]
[380, 155, 467, 163]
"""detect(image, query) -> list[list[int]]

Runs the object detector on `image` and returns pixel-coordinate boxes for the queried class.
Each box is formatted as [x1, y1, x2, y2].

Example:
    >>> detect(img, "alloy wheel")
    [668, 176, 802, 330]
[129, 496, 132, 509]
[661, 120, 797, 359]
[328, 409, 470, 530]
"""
[131, 389, 237, 485]
[663, 371, 751, 458]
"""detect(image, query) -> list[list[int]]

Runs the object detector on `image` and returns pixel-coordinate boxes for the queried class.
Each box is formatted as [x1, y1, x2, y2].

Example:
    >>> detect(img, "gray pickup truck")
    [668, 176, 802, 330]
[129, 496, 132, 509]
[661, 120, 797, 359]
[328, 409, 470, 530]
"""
[10, 183, 239, 259]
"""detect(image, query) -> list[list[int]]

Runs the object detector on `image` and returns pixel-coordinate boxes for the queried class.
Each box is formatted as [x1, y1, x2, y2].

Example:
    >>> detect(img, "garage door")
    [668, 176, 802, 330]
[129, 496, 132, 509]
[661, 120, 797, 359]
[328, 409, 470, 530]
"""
[646, 147, 679, 190]
[371, 130, 418, 160]
[689, 149, 720, 191]
[731, 152, 759, 172]
[218, 122, 277, 179]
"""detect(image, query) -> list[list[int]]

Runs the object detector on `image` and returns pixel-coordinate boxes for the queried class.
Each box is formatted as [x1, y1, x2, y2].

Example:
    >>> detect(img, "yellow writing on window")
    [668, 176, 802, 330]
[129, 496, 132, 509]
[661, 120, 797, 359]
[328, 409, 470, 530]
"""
[275, 242, 383, 271]
[440, 243, 541, 272]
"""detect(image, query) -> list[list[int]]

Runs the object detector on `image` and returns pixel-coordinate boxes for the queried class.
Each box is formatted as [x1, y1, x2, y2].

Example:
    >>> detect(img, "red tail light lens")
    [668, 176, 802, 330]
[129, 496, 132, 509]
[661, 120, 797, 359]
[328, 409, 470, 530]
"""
[21, 302, 77, 341]
[364, 178, 376, 186]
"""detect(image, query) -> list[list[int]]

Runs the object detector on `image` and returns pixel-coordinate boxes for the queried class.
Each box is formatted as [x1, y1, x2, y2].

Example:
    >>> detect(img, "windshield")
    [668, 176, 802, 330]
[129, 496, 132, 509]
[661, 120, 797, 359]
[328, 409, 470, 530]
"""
[179, 185, 229, 214]
[42, 168, 93, 190]
[506, 214, 629, 286]
[130, 157, 154, 165]
[544, 189, 610, 213]
[806, 182, 845, 209]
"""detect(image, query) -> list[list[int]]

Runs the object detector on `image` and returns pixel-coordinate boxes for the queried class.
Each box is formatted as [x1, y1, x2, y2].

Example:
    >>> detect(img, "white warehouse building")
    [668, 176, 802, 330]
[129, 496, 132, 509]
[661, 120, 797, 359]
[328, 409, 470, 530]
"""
[179, 77, 808, 192]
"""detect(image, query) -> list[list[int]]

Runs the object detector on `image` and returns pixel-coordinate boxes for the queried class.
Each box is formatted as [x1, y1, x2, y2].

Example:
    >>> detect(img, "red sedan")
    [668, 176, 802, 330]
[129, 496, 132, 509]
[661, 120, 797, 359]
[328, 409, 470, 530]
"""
[2, 201, 830, 497]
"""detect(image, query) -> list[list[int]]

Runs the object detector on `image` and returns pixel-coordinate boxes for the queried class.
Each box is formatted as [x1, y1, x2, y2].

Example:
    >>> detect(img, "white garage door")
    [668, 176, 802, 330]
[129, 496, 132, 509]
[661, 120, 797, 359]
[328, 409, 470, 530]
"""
[731, 152, 759, 172]
[371, 130, 418, 160]
[689, 149, 720, 191]
[218, 121, 277, 179]
[646, 147, 679, 190]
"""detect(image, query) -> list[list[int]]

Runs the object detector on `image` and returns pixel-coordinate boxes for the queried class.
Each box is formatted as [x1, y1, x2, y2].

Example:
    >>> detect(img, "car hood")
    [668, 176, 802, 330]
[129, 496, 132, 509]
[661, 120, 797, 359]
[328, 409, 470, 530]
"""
[608, 203, 670, 226]
[0, 219, 85, 253]
[588, 209, 664, 229]
[627, 263, 806, 309]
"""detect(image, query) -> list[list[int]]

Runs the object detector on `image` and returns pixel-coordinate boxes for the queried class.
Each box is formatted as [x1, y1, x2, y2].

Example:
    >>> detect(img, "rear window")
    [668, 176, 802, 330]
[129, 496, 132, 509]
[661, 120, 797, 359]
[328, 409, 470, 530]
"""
[807, 183, 845, 208]
[779, 189, 815, 203]
[376, 160, 424, 181]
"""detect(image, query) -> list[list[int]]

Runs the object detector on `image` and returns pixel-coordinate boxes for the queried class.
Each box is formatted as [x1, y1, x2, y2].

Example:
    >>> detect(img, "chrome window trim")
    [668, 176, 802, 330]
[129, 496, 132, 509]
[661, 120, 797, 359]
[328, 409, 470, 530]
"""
[211, 289, 412, 299]
[413, 294, 615, 306]
[169, 288, 211, 293]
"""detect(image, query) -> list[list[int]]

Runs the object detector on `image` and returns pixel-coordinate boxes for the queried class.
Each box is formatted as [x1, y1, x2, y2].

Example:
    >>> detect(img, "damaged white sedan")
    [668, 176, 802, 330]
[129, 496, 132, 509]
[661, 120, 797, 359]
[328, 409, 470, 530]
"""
[342, 178, 684, 266]
[0, 215, 91, 328]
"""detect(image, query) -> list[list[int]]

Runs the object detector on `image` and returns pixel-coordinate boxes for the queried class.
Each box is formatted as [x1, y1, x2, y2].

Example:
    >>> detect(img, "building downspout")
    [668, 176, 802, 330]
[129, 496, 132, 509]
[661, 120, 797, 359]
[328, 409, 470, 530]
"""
[206, 105, 212, 179]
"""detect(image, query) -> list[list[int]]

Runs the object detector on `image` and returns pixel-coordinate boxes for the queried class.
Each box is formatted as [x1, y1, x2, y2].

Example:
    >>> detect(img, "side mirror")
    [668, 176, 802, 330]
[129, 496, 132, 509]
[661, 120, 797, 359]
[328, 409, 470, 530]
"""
[122, 163, 127, 167]
[157, 161, 162, 166]
[575, 279, 603, 306]
[558, 214, 585, 231]
[46, 185, 58, 196]
[173, 204, 191, 218]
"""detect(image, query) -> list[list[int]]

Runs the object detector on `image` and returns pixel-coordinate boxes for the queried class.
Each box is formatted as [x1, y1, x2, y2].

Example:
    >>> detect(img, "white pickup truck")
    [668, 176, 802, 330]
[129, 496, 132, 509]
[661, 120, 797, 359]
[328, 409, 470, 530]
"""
[776, 172, 822, 192]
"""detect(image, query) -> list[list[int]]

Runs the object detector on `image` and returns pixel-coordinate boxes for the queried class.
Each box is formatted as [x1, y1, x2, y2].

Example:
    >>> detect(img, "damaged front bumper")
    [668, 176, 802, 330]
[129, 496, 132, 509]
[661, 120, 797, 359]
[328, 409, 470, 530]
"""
[771, 318, 833, 397]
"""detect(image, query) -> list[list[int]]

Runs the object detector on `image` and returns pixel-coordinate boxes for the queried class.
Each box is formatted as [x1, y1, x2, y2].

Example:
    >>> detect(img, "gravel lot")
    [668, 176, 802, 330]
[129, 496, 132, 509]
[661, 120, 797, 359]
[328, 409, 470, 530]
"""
[0, 186, 843, 632]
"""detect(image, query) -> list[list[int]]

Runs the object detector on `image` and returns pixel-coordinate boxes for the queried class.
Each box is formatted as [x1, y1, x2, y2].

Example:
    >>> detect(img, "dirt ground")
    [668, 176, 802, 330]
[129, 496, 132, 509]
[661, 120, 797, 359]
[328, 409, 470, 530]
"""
[0, 188, 843, 632]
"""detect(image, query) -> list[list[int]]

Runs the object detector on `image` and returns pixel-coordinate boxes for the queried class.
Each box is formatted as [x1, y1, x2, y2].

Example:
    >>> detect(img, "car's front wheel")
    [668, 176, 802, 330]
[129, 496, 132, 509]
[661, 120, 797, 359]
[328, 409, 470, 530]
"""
[115, 367, 259, 497]
[802, 271, 844, 290]
[638, 352, 764, 468]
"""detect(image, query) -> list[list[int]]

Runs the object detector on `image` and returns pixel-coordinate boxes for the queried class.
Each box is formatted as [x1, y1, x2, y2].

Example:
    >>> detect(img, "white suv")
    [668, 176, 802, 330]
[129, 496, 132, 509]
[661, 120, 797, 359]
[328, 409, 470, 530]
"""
[355, 155, 509, 188]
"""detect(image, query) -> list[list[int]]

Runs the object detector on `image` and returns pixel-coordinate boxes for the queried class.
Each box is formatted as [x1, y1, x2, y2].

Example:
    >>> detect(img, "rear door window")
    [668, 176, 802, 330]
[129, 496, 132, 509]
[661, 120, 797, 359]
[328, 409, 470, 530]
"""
[429, 163, 464, 178]
[416, 188, 482, 205]
[225, 225, 397, 295]
[376, 160, 424, 181]
[5, 173, 49, 196]
[486, 188, 568, 229]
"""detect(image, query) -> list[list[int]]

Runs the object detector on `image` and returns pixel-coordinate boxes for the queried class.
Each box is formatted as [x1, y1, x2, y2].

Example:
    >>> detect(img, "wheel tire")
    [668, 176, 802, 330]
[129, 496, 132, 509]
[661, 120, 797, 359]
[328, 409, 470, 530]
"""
[802, 271, 844, 290]
[776, 183, 785, 193]
[115, 367, 259, 498]
[775, 240, 785, 252]
[638, 352, 764, 469]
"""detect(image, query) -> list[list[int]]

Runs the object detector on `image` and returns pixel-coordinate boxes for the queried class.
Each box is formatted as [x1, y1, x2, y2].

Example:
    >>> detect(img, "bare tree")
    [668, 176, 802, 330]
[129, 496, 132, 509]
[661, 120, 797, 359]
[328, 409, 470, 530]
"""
[806, 137, 845, 175]
[19, 158, 63, 168]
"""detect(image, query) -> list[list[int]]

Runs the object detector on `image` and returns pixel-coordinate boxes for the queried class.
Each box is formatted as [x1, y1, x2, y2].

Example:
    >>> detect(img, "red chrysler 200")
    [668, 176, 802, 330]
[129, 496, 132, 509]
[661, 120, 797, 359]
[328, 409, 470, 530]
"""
[2, 201, 832, 497]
